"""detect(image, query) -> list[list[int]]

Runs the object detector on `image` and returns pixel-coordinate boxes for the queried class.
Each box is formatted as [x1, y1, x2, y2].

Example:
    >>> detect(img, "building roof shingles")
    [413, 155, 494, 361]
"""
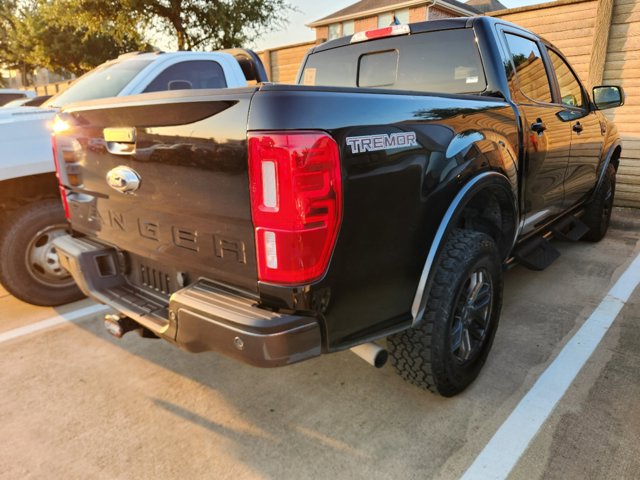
[312, 0, 482, 25]
[465, 0, 507, 13]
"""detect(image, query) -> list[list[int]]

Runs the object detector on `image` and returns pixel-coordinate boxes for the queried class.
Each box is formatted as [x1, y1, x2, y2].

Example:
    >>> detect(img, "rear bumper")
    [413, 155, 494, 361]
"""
[53, 235, 322, 367]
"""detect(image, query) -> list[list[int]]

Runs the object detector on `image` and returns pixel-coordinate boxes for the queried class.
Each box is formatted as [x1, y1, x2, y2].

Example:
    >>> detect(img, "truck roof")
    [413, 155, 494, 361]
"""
[311, 16, 547, 54]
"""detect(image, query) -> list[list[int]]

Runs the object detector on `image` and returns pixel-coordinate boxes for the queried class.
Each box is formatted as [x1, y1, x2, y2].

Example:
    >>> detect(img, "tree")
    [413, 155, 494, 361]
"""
[33, 1, 149, 75]
[67, 0, 294, 51]
[0, 0, 40, 84]
[0, 0, 293, 84]
[138, 0, 294, 51]
[0, 0, 148, 81]
[34, 26, 149, 76]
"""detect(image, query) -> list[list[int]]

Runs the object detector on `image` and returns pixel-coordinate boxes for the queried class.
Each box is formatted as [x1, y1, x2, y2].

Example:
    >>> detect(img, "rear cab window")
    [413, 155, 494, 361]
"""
[300, 28, 487, 95]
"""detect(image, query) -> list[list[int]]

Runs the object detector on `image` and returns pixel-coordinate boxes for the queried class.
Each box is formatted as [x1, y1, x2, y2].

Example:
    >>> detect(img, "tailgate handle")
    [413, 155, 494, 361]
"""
[104, 127, 136, 155]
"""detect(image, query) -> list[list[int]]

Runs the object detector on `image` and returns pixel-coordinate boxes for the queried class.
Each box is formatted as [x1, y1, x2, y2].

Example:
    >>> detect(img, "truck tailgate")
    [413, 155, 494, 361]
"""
[57, 89, 259, 294]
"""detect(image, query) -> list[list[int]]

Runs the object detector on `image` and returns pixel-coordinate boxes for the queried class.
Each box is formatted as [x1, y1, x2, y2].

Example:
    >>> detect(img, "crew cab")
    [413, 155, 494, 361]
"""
[0, 49, 266, 306]
[52, 17, 623, 396]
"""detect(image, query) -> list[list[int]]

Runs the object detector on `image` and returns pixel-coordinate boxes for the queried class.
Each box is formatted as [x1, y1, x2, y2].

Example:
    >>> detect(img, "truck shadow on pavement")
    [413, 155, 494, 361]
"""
[73, 311, 488, 479]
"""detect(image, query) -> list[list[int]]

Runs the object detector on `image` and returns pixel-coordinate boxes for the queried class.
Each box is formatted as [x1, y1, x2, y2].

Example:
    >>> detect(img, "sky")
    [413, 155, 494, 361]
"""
[250, 0, 546, 51]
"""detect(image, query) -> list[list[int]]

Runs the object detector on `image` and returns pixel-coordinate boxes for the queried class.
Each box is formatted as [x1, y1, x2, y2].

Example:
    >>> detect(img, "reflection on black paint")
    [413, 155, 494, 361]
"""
[133, 134, 246, 173]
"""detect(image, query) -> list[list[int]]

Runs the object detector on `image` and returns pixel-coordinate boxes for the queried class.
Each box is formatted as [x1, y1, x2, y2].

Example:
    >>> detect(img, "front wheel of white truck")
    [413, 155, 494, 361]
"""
[388, 229, 503, 397]
[0, 199, 84, 306]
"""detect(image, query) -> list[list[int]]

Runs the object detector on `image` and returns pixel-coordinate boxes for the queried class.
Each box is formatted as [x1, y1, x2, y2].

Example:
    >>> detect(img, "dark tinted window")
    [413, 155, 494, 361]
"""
[144, 61, 227, 93]
[504, 33, 552, 103]
[547, 49, 584, 108]
[0, 93, 27, 106]
[301, 29, 486, 94]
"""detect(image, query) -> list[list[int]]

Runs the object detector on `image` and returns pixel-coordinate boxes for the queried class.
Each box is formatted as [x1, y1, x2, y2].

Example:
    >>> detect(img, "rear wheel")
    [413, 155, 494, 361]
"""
[388, 229, 503, 396]
[582, 164, 616, 242]
[0, 199, 84, 306]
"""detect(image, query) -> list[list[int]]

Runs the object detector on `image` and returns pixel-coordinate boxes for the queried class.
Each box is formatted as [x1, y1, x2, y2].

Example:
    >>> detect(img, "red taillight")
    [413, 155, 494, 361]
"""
[51, 133, 70, 219]
[248, 132, 342, 285]
[366, 27, 393, 39]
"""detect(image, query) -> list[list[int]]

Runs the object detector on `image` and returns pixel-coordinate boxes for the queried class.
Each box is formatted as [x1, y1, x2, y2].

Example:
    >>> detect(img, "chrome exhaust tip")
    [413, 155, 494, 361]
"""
[104, 314, 138, 338]
[350, 342, 388, 368]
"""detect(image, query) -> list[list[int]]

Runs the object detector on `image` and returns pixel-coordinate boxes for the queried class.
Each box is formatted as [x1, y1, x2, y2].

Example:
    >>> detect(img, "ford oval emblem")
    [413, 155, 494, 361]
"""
[106, 166, 141, 194]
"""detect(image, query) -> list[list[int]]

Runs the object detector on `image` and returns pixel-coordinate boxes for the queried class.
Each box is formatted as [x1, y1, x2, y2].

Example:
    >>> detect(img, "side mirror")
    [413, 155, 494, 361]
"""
[593, 85, 624, 110]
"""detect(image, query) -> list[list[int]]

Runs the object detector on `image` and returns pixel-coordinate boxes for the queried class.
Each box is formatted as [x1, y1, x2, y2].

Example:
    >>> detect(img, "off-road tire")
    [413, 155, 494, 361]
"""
[0, 199, 84, 306]
[582, 164, 616, 242]
[388, 229, 503, 396]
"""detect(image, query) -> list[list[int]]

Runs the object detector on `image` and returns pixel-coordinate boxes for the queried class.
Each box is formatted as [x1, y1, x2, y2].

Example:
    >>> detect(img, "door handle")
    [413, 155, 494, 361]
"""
[573, 122, 584, 134]
[531, 119, 547, 134]
[104, 127, 136, 155]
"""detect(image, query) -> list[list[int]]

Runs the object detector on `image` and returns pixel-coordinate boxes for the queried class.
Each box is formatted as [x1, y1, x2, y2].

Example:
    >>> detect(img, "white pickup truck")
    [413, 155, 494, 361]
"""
[0, 49, 267, 306]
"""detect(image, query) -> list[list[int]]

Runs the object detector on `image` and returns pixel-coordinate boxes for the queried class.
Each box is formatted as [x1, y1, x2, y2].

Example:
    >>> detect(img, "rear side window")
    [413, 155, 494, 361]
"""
[144, 60, 227, 93]
[504, 33, 552, 103]
[301, 29, 487, 95]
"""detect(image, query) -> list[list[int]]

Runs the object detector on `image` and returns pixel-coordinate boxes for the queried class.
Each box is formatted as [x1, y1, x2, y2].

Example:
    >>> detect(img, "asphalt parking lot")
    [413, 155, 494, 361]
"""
[1, 207, 639, 480]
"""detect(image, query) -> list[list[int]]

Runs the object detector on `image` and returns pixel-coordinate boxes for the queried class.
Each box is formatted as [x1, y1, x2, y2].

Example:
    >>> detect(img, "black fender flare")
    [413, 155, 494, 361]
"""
[589, 140, 621, 203]
[411, 170, 517, 326]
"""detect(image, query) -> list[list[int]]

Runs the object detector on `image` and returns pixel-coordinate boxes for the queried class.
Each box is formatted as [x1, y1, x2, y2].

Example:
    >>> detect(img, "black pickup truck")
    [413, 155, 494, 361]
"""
[52, 17, 624, 396]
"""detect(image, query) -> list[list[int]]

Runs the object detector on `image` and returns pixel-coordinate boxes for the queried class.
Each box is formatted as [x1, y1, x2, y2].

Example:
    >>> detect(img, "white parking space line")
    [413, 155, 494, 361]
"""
[461, 252, 640, 480]
[0, 304, 111, 345]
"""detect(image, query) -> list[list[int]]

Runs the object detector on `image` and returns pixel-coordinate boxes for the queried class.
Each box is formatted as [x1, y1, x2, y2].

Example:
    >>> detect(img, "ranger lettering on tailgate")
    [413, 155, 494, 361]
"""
[99, 208, 247, 264]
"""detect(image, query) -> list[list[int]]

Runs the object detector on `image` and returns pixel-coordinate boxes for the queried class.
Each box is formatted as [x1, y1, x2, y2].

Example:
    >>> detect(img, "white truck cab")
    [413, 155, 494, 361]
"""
[0, 50, 266, 306]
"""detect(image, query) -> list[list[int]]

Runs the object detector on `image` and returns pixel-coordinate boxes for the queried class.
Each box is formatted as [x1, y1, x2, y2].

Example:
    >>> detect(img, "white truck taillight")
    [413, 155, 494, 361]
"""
[248, 131, 342, 285]
[52, 115, 83, 219]
[51, 131, 70, 219]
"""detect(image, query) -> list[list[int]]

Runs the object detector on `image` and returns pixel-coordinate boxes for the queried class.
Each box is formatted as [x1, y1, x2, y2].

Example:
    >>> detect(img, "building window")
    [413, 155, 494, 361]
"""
[342, 20, 355, 36]
[378, 12, 393, 27]
[378, 8, 410, 27]
[395, 8, 410, 24]
[328, 23, 341, 40]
